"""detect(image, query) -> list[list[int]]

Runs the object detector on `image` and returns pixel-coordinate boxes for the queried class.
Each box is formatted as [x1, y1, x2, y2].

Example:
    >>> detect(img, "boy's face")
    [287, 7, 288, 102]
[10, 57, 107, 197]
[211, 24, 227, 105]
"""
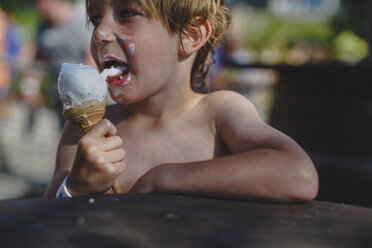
[88, 0, 180, 104]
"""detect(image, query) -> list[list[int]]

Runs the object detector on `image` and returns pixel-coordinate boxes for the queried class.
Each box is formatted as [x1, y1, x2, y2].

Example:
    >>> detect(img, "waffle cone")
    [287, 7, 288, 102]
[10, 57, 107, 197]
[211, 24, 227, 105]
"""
[63, 100, 106, 133]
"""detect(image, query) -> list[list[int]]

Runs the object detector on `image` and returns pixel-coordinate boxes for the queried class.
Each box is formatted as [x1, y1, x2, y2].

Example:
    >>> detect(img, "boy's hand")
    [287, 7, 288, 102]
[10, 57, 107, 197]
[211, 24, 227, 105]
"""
[67, 119, 126, 196]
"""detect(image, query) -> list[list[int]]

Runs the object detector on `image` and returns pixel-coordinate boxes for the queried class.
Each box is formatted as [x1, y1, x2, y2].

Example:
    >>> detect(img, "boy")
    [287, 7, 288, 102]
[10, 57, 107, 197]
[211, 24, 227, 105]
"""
[44, 0, 318, 202]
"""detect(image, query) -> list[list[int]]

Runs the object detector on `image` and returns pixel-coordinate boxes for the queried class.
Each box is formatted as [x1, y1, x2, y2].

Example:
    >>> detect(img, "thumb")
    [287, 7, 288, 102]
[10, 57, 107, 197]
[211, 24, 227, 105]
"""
[86, 119, 117, 138]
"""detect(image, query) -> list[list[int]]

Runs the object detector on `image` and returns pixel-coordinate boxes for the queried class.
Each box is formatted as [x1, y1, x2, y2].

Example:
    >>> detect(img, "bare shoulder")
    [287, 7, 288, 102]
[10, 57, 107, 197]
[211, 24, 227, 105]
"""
[202, 90, 259, 121]
[204, 89, 256, 107]
[203, 90, 280, 153]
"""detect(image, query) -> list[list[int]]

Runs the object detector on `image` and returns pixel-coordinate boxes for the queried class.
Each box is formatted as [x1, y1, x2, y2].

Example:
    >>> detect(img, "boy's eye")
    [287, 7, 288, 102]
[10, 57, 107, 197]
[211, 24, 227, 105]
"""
[89, 15, 102, 26]
[119, 9, 140, 19]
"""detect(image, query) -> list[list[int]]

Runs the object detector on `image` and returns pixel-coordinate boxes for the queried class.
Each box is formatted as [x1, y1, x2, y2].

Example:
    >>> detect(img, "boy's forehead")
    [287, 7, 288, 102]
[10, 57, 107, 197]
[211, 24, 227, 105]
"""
[87, 0, 156, 18]
[88, 0, 138, 8]
[87, 0, 137, 15]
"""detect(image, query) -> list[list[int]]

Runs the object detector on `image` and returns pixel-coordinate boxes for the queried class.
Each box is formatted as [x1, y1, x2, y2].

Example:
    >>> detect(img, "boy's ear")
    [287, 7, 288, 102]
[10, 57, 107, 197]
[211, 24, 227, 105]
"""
[179, 18, 212, 57]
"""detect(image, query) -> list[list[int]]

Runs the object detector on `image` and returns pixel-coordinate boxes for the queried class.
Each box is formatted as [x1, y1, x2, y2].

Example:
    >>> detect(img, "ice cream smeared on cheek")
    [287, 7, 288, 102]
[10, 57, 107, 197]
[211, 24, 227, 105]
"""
[116, 34, 136, 57]
[128, 43, 135, 56]
[118, 33, 134, 41]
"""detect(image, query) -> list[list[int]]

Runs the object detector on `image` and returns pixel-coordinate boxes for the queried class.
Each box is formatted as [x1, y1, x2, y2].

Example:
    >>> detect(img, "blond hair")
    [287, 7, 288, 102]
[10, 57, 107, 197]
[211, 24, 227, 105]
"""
[86, 0, 231, 92]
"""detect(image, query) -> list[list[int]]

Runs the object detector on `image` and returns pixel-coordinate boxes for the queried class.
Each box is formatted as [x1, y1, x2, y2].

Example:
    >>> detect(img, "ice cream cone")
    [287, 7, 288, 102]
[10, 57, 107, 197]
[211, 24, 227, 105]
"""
[63, 99, 106, 133]
[58, 64, 122, 194]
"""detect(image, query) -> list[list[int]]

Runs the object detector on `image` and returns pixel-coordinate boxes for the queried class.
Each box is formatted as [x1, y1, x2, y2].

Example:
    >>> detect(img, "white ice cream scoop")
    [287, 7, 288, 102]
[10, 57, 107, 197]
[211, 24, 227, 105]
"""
[58, 63, 108, 113]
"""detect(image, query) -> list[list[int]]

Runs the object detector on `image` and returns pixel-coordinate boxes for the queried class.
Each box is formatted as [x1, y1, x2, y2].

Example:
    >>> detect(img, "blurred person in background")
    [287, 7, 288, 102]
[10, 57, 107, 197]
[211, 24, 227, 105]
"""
[0, 7, 21, 120]
[0, 6, 21, 171]
[28, 0, 93, 129]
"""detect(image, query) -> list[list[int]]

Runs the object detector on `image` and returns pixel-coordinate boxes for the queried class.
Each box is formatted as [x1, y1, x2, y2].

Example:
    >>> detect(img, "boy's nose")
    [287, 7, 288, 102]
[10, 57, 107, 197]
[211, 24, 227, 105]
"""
[93, 25, 116, 44]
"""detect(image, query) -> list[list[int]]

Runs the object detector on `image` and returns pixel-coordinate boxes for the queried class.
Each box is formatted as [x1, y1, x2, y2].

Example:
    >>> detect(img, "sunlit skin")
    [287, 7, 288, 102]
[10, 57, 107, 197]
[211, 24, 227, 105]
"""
[44, 0, 318, 201]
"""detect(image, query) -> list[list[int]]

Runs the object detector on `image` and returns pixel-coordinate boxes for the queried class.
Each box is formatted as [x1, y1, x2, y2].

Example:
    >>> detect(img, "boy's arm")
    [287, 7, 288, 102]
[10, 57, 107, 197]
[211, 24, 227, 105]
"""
[130, 91, 318, 202]
[43, 122, 80, 198]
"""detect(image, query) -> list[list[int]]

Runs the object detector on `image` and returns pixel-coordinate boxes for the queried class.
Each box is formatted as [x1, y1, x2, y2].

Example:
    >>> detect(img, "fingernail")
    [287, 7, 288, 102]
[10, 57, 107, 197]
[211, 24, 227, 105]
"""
[105, 119, 110, 127]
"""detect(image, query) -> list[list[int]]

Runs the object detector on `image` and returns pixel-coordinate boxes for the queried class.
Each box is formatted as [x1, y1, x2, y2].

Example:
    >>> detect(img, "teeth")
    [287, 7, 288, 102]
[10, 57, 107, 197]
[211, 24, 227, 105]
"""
[101, 66, 122, 81]
[113, 65, 128, 73]
[101, 61, 130, 82]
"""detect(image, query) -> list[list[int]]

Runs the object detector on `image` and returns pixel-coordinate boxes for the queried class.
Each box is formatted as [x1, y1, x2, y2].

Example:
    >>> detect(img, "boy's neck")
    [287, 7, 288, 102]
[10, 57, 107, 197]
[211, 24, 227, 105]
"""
[126, 82, 199, 122]
[124, 55, 199, 123]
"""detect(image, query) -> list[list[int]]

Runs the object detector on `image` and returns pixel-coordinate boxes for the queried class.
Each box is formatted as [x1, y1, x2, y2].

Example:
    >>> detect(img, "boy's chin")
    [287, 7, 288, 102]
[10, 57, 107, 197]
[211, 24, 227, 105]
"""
[108, 90, 135, 105]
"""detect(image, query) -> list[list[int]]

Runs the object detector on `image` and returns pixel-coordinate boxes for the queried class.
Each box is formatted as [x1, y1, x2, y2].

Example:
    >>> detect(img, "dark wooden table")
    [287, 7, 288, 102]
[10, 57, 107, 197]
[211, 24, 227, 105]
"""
[0, 194, 371, 247]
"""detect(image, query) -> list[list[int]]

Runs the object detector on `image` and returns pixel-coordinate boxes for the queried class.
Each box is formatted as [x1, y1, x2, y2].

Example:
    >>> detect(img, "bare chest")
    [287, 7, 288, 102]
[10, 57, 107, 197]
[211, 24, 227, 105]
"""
[114, 119, 228, 191]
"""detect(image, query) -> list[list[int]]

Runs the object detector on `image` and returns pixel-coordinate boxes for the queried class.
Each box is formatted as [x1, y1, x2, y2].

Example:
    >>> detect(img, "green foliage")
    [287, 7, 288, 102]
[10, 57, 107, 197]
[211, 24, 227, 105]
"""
[1, 0, 37, 17]
[246, 12, 333, 49]
[1, 1, 41, 44]
[12, 7, 40, 27]
[333, 30, 369, 64]
[230, 3, 369, 65]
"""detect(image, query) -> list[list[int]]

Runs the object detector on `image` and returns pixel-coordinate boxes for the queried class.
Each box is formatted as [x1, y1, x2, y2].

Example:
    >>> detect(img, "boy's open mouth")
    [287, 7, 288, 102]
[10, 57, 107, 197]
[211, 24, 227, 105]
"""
[101, 60, 131, 87]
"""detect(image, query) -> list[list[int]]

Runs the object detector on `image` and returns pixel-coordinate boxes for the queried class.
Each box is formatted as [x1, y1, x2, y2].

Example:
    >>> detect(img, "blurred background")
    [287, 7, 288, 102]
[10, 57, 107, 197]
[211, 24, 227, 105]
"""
[0, 0, 371, 207]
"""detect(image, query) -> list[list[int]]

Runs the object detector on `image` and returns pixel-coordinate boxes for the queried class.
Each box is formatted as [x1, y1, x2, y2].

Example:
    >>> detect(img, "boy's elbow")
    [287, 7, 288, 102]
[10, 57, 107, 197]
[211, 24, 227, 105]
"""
[290, 162, 319, 202]
[293, 177, 318, 202]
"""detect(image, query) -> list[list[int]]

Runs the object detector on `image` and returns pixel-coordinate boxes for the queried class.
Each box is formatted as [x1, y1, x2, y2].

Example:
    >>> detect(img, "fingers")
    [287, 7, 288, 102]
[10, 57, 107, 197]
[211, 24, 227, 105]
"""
[98, 160, 126, 185]
[112, 161, 127, 176]
[94, 148, 126, 164]
[85, 135, 123, 153]
[100, 136, 123, 151]
[79, 121, 125, 164]
[86, 119, 117, 138]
